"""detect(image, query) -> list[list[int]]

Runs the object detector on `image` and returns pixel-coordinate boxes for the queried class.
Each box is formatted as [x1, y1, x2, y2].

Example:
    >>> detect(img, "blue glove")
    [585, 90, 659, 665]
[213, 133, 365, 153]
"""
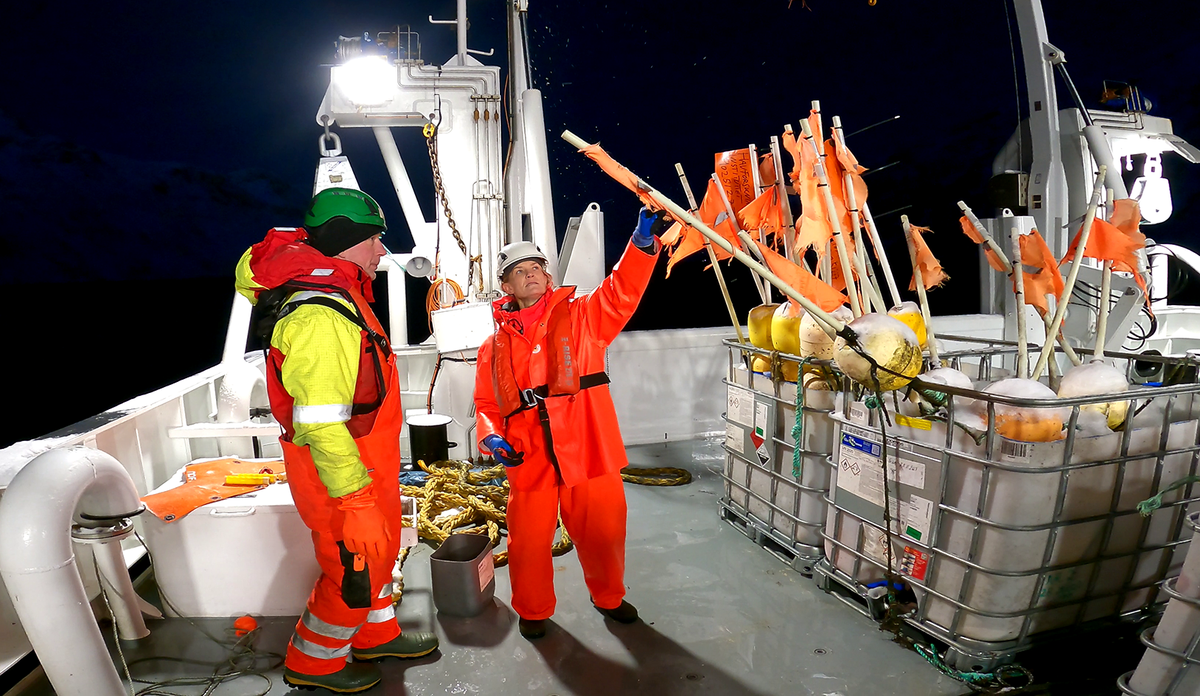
[482, 434, 524, 467]
[632, 207, 669, 248]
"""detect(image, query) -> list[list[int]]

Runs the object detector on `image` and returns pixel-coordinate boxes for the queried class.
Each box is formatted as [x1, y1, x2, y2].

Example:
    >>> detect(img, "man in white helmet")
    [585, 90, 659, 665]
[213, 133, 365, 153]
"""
[474, 208, 670, 639]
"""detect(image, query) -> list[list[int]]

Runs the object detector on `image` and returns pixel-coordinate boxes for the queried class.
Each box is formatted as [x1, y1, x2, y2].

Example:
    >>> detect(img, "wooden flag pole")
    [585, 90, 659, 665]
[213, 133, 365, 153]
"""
[902, 215, 941, 367]
[560, 130, 849, 335]
[1094, 260, 1114, 360]
[769, 135, 796, 262]
[843, 170, 887, 313]
[712, 174, 771, 304]
[1031, 165, 1107, 381]
[958, 202, 1082, 366]
[799, 119, 863, 317]
[837, 116, 902, 308]
[1093, 187, 1116, 361]
[1009, 227, 1029, 378]
[675, 163, 747, 345]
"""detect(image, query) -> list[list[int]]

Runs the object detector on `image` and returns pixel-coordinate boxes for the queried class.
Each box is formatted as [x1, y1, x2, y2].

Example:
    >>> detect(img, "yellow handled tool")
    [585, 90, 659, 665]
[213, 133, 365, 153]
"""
[224, 473, 286, 486]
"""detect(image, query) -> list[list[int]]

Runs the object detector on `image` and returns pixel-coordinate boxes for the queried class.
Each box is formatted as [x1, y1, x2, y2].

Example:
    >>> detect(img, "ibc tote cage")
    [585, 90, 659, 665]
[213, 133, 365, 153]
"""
[808, 335, 1200, 671]
[718, 339, 841, 577]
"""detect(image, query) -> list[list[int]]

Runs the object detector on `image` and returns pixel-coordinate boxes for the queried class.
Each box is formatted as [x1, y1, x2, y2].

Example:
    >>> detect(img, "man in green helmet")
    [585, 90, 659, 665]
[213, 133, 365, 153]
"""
[235, 187, 437, 693]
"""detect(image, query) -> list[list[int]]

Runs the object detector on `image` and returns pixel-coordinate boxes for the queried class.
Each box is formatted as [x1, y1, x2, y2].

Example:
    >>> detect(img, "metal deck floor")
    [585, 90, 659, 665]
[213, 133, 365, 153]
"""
[14, 439, 968, 695]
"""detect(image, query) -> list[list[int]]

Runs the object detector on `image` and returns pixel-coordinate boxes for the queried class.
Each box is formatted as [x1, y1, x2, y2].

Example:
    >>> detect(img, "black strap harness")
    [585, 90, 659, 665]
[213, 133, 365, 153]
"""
[506, 371, 610, 481]
[271, 290, 389, 416]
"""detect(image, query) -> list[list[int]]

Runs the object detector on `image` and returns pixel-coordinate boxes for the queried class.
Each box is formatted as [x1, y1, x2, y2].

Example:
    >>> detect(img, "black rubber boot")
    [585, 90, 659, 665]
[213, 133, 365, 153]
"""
[351, 631, 440, 660]
[283, 662, 381, 693]
[595, 599, 639, 624]
[518, 618, 547, 639]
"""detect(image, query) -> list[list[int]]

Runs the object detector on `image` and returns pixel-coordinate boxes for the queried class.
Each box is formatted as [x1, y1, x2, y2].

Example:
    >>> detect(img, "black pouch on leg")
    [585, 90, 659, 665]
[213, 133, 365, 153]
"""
[337, 541, 373, 609]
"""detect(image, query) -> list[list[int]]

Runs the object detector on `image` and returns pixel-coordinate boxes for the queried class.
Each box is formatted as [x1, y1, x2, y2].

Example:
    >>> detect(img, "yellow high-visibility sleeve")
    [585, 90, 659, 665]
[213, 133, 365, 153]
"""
[274, 298, 372, 499]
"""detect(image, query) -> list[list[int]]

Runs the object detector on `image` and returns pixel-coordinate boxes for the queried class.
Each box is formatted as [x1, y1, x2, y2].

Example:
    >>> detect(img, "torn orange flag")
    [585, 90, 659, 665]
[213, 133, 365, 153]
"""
[662, 179, 745, 278]
[959, 215, 1007, 272]
[758, 152, 777, 187]
[830, 128, 869, 231]
[781, 129, 803, 188]
[1061, 213, 1148, 299]
[1015, 229, 1063, 317]
[580, 143, 661, 211]
[739, 188, 785, 241]
[907, 224, 948, 291]
[754, 239, 847, 313]
[715, 149, 756, 215]
[660, 220, 708, 278]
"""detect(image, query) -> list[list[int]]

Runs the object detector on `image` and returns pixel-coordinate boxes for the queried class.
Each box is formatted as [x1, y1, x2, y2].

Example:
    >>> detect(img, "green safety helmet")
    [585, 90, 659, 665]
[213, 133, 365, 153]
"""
[304, 187, 387, 231]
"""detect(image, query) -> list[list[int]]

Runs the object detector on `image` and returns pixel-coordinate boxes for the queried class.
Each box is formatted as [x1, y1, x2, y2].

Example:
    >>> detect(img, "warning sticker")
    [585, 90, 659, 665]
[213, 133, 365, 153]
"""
[726, 423, 745, 454]
[895, 414, 933, 431]
[901, 546, 930, 581]
[887, 494, 934, 542]
[727, 386, 754, 427]
[836, 431, 885, 506]
[478, 553, 495, 591]
[836, 429, 927, 506]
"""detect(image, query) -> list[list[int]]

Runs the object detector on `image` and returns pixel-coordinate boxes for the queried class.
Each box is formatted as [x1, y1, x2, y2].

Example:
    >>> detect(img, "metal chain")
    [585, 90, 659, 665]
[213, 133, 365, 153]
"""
[424, 123, 484, 293]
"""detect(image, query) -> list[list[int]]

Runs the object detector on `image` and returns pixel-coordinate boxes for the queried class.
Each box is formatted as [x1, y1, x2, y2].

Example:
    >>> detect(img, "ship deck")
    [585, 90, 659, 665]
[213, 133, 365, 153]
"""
[9, 439, 1144, 695]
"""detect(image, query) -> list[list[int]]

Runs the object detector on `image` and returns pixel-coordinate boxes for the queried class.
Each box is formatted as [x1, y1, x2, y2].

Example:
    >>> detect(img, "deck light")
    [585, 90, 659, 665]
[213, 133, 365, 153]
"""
[332, 56, 397, 107]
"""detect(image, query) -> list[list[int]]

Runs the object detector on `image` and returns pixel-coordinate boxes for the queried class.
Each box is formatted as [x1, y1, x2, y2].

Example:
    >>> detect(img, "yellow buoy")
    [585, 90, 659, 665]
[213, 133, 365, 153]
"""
[771, 302, 805, 356]
[751, 355, 771, 373]
[833, 313, 923, 392]
[748, 303, 780, 350]
[887, 301, 927, 348]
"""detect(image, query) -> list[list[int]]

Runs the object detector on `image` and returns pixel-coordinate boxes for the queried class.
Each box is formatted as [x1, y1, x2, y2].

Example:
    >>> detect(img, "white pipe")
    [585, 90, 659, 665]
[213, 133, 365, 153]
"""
[381, 255, 409, 346]
[90, 536, 150, 641]
[216, 359, 267, 456]
[456, 0, 468, 63]
[0, 447, 143, 696]
[1083, 124, 1129, 200]
[373, 126, 435, 249]
[521, 89, 559, 277]
[220, 292, 253, 365]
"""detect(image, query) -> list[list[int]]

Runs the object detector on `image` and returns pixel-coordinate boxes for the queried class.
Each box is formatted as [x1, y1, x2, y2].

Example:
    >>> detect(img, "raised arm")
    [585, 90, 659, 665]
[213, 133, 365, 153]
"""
[580, 209, 666, 346]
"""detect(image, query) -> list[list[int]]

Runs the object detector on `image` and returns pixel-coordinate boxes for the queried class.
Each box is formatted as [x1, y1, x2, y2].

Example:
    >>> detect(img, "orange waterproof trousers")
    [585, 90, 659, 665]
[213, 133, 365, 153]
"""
[284, 527, 402, 675]
[506, 472, 627, 620]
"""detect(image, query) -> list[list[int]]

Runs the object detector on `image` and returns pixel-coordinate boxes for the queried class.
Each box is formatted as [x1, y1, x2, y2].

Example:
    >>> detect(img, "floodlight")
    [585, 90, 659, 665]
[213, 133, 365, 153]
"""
[332, 56, 397, 107]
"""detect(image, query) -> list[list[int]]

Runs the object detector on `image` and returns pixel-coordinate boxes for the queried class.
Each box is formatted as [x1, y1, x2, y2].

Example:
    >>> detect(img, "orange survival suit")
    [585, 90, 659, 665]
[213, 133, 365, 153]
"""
[236, 228, 404, 676]
[474, 240, 660, 619]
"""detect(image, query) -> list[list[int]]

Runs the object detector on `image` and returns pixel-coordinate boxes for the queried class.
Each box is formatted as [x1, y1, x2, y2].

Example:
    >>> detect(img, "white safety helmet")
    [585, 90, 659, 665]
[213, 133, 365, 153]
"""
[497, 241, 548, 280]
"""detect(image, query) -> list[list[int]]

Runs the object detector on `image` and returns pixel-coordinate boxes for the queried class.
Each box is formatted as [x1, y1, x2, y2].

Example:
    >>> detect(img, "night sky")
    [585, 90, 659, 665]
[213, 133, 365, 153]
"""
[2, 0, 1198, 447]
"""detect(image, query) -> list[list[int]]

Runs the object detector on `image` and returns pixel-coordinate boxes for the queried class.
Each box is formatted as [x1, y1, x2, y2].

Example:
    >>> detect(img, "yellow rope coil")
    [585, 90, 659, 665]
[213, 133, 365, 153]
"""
[390, 457, 691, 603]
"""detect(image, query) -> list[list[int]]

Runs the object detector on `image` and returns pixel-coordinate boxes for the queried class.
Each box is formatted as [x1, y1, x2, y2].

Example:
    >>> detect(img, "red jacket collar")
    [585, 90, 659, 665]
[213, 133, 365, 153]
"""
[247, 227, 374, 302]
[493, 286, 575, 334]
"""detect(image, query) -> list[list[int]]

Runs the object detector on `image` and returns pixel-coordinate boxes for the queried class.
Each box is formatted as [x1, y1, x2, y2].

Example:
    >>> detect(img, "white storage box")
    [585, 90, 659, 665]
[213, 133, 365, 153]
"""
[430, 302, 494, 354]
[140, 463, 320, 617]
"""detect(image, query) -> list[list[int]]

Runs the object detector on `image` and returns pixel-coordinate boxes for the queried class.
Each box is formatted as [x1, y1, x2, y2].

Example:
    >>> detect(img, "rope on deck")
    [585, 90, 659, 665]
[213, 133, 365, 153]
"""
[392, 456, 692, 602]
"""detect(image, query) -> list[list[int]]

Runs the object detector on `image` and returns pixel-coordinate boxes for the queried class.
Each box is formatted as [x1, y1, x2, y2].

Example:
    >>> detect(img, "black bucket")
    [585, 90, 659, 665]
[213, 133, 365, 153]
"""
[407, 413, 457, 465]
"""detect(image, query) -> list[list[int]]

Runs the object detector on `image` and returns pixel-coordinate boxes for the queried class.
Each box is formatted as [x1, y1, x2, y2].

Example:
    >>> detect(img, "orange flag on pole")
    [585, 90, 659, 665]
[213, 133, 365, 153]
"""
[1061, 212, 1148, 299]
[754, 239, 847, 313]
[959, 215, 1008, 272]
[579, 143, 662, 211]
[739, 188, 786, 242]
[715, 149, 756, 216]
[1016, 229, 1064, 317]
[907, 224, 948, 291]
[661, 179, 743, 278]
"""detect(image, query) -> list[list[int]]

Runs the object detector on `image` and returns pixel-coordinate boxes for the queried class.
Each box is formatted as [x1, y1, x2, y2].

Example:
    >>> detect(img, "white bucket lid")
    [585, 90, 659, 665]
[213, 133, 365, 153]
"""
[407, 413, 453, 427]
